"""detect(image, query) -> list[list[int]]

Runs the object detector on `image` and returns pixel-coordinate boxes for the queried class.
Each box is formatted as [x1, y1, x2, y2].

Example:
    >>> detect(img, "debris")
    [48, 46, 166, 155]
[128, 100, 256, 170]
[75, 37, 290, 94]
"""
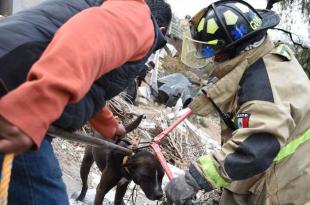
[156, 73, 199, 107]
[139, 120, 156, 130]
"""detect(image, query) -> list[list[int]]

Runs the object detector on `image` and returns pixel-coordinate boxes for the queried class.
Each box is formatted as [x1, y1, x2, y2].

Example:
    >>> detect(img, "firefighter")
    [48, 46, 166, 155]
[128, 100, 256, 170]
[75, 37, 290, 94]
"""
[165, 0, 310, 204]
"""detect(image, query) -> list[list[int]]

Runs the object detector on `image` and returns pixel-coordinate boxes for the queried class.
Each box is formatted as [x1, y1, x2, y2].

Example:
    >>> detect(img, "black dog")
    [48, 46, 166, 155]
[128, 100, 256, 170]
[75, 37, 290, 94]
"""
[76, 118, 165, 205]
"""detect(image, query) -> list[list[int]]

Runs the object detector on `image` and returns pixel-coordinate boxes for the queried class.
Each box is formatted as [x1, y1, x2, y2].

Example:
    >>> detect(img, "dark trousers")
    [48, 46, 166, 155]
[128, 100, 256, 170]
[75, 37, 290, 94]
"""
[0, 138, 69, 205]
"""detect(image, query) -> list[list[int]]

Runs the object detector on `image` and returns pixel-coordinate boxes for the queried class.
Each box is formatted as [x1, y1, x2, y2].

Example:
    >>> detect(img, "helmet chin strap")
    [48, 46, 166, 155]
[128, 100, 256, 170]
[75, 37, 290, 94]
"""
[214, 52, 233, 62]
[235, 31, 267, 55]
[243, 35, 266, 52]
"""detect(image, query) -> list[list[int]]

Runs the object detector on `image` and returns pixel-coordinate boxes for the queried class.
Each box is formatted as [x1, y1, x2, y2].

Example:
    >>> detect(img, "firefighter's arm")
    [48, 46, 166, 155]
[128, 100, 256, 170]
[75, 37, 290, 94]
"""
[166, 100, 295, 204]
[190, 100, 295, 191]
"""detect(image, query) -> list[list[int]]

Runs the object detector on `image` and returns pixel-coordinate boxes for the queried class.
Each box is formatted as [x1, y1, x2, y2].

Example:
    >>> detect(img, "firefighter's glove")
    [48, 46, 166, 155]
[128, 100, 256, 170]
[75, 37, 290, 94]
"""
[165, 171, 200, 205]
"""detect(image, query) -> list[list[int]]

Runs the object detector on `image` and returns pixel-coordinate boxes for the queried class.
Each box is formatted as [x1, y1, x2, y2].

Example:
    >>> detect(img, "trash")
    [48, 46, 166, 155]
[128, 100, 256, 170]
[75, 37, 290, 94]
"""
[139, 120, 156, 130]
[138, 86, 151, 100]
[156, 73, 199, 108]
[159, 43, 178, 58]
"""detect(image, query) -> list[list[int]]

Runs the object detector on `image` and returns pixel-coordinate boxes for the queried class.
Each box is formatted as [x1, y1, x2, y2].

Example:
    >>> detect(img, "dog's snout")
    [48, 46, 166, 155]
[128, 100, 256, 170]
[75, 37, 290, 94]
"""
[146, 189, 163, 201]
[154, 190, 163, 200]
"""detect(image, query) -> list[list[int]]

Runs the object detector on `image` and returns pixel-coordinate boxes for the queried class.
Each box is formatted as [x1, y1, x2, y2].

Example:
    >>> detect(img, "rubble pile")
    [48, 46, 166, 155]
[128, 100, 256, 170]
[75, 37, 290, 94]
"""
[108, 95, 220, 169]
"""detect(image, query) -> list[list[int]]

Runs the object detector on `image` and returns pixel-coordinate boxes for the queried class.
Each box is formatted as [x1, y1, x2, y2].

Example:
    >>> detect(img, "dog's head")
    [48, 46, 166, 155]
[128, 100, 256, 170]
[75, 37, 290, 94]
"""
[125, 150, 164, 200]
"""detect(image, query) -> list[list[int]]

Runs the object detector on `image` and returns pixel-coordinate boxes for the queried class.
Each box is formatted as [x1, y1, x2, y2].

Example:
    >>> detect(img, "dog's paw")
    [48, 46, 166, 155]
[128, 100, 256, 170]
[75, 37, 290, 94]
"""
[71, 191, 85, 202]
[75, 196, 84, 202]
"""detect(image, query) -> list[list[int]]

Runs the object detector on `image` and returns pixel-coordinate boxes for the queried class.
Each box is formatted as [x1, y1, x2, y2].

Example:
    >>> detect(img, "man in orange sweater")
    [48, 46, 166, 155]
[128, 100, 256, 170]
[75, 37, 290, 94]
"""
[0, 0, 171, 204]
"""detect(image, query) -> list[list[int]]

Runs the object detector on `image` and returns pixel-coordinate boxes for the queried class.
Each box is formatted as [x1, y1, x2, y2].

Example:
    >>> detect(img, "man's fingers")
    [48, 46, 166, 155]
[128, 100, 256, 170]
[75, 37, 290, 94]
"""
[0, 137, 33, 154]
[0, 133, 34, 153]
[115, 124, 126, 140]
[0, 139, 17, 153]
[0, 116, 34, 153]
[0, 117, 21, 136]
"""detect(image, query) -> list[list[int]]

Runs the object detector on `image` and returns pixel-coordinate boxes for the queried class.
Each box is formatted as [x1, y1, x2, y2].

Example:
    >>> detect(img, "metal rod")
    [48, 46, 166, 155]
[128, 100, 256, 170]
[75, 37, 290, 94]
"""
[151, 143, 174, 180]
[47, 126, 133, 156]
[151, 108, 193, 180]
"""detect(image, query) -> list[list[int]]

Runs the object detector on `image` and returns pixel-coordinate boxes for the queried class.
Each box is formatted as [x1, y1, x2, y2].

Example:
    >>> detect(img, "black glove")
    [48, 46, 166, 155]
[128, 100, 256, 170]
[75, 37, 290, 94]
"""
[165, 171, 200, 205]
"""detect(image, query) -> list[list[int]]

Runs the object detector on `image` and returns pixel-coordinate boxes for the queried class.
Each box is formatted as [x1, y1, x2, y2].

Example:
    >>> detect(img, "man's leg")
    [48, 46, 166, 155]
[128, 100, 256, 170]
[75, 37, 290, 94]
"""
[124, 80, 138, 103]
[0, 137, 69, 205]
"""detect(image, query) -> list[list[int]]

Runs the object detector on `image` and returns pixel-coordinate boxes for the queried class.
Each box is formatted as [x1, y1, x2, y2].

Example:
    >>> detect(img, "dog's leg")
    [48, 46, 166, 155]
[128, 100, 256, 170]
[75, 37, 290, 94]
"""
[114, 178, 131, 205]
[76, 146, 94, 201]
[94, 168, 122, 205]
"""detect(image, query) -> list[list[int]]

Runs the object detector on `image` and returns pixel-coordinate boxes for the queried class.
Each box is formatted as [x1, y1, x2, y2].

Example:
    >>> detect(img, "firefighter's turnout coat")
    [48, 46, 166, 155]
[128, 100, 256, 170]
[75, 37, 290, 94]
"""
[189, 36, 310, 204]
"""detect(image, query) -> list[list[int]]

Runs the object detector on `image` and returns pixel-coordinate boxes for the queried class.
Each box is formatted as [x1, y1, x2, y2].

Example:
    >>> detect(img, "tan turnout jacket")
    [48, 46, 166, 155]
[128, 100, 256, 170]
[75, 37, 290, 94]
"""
[189, 36, 310, 204]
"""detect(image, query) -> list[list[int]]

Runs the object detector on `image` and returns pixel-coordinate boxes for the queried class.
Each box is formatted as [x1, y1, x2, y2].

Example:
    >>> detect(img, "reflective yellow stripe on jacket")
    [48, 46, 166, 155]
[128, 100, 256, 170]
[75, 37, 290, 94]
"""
[274, 129, 310, 162]
[198, 155, 229, 188]
[198, 129, 310, 189]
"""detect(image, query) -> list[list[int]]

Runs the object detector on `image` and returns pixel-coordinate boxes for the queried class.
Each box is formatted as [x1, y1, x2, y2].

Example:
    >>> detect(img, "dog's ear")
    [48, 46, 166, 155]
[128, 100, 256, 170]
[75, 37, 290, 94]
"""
[124, 115, 144, 133]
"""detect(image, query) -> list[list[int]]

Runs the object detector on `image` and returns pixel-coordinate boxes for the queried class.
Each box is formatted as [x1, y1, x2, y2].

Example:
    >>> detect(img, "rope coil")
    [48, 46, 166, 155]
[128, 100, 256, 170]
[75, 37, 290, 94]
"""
[0, 153, 14, 205]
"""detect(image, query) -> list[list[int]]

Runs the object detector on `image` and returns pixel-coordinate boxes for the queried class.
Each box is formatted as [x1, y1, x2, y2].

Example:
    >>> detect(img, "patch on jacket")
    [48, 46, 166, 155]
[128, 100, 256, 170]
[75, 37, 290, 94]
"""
[272, 44, 291, 61]
[234, 113, 251, 128]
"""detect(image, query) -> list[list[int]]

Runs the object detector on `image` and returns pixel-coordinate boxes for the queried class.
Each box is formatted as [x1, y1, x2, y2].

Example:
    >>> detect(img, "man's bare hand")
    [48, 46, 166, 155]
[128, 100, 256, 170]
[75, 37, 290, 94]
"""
[0, 116, 34, 153]
[114, 124, 126, 141]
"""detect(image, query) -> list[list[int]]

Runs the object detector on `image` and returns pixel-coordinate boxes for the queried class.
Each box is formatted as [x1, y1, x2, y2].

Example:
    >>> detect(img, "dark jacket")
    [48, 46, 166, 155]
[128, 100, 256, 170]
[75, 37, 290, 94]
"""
[0, 0, 103, 95]
[0, 0, 103, 57]
[0, 0, 166, 131]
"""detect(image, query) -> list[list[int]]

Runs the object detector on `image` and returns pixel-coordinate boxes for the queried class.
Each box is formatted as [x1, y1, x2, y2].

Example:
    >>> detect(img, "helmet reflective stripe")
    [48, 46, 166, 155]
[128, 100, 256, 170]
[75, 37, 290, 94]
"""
[224, 10, 238, 25]
[207, 18, 219, 34]
[207, 40, 218, 45]
[198, 18, 205, 32]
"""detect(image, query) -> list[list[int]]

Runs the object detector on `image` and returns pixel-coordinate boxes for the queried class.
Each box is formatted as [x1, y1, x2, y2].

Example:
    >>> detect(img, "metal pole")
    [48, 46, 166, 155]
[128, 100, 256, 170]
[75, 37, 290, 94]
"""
[154, 108, 193, 142]
[151, 143, 174, 180]
[48, 126, 133, 156]
[151, 108, 193, 180]
[0, 0, 13, 16]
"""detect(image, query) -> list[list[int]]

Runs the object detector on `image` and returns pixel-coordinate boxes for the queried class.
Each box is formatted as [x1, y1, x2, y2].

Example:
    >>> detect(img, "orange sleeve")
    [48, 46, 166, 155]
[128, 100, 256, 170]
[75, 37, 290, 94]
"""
[89, 106, 118, 139]
[0, 0, 154, 147]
